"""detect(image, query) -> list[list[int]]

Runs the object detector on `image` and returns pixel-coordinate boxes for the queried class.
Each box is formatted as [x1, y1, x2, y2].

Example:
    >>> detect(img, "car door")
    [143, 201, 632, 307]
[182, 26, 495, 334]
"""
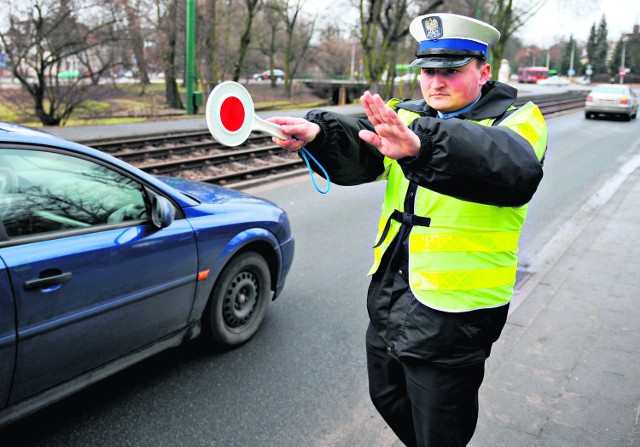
[0, 146, 198, 404]
[0, 251, 16, 410]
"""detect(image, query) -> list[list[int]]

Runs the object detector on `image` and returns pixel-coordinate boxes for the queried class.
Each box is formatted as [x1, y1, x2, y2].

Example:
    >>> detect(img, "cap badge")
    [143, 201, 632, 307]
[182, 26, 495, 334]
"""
[423, 16, 443, 40]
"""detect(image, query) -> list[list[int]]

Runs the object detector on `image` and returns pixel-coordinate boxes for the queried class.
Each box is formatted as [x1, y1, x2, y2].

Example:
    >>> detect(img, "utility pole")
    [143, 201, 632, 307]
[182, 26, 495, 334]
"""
[620, 35, 628, 84]
[545, 49, 550, 68]
[475, 0, 483, 19]
[568, 41, 575, 81]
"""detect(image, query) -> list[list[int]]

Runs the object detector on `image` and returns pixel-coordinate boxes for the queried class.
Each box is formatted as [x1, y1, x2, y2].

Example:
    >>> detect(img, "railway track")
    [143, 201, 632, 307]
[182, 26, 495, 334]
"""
[87, 91, 587, 189]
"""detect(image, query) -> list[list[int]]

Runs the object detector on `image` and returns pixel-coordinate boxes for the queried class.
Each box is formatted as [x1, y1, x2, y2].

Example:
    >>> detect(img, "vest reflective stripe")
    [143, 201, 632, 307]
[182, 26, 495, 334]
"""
[410, 264, 517, 291]
[410, 231, 520, 252]
[368, 99, 547, 312]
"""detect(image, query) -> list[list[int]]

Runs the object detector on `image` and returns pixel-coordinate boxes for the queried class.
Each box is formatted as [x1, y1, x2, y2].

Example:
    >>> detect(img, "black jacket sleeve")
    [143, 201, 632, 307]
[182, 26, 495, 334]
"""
[302, 109, 385, 186]
[401, 116, 544, 207]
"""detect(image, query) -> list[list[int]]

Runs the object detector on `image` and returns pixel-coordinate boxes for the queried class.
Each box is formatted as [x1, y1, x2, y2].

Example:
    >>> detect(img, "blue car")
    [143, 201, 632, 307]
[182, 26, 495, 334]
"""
[0, 122, 294, 427]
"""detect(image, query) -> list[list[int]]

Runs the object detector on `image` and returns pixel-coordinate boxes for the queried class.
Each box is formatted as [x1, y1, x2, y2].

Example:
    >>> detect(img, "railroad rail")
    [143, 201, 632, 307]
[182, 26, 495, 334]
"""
[87, 91, 586, 190]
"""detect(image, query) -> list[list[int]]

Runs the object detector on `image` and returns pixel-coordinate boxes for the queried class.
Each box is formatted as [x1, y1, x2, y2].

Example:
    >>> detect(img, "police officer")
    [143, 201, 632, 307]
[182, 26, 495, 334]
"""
[268, 13, 548, 447]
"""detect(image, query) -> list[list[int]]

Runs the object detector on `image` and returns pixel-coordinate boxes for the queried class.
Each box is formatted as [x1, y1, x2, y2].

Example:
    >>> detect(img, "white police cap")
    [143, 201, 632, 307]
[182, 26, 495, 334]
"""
[409, 13, 500, 69]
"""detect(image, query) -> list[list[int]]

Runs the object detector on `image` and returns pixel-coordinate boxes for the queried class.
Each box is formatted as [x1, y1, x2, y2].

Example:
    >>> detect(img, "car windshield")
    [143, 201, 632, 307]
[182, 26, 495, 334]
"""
[594, 85, 627, 94]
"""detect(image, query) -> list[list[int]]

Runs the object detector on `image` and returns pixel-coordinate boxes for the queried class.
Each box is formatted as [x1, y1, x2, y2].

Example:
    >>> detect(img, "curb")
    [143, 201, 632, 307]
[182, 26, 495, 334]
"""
[510, 151, 640, 316]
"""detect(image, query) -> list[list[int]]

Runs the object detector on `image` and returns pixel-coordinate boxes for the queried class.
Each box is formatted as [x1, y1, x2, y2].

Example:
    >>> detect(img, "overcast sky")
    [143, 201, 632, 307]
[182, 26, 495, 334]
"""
[305, 0, 639, 45]
[520, 0, 640, 45]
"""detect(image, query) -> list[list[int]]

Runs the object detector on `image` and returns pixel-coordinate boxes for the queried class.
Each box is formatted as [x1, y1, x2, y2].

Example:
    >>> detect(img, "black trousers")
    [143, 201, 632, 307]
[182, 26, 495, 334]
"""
[366, 324, 486, 447]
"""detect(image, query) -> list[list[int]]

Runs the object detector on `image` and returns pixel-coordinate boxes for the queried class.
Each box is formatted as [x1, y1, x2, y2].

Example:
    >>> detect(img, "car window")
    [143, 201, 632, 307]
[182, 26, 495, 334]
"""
[0, 148, 150, 240]
[594, 85, 627, 94]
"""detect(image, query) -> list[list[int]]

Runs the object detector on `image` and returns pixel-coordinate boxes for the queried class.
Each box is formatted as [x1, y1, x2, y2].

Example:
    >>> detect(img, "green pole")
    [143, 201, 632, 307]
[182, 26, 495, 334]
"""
[186, 0, 196, 114]
[475, 0, 483, 19]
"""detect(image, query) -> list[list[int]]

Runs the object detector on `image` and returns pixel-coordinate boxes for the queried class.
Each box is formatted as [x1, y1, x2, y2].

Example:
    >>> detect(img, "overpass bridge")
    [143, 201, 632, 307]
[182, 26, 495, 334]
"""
[302, 79, 370, 105]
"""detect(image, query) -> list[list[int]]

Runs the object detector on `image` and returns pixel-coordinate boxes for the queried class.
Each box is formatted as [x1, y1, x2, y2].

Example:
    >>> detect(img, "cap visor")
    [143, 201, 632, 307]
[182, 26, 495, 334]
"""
[409, 56, 475, 69]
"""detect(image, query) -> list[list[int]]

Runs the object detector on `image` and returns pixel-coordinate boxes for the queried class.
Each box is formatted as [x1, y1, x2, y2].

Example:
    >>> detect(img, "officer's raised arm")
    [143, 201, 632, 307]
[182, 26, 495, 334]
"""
[358, 91, 421, 160]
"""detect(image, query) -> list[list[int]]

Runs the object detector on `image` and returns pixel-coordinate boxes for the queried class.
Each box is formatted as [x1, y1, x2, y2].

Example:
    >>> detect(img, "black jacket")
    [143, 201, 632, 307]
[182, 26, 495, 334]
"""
[302, 81, 544, 366]
[304, 81, 543, 207]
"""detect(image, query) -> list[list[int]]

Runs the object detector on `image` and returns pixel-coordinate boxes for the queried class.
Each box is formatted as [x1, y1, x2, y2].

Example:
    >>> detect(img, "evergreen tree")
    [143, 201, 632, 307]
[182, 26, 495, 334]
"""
[626, 35, 640, 75]
[585, 15, 609, 76]
[561, 35, 579, 76]
[584, 23, 597, 76]
[594, 16, 609, 75]
[610, 33, 640, 82]
[609, 37, 623, 74]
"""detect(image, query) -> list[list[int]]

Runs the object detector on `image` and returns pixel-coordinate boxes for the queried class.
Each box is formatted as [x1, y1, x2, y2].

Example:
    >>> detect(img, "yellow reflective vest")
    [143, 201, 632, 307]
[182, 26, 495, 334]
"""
[369, 101, 548, 312]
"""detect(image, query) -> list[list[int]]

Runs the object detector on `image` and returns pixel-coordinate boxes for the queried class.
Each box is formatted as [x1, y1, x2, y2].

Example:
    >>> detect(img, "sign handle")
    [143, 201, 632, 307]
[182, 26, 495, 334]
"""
[252, 116, 288, 140]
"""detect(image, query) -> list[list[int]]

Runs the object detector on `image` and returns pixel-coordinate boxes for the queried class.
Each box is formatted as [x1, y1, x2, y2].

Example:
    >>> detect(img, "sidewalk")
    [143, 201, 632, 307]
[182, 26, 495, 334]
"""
[470, 159, 640, 446]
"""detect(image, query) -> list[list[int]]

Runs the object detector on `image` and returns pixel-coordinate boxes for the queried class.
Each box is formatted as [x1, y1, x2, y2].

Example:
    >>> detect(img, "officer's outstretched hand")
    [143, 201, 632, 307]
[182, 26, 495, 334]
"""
[266, 116, 321, 152]
[359, 91, 421, 160]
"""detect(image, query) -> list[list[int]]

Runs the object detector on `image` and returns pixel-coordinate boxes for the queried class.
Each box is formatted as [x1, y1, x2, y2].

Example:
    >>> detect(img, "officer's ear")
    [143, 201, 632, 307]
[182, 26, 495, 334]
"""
[478, 60, 491, 86]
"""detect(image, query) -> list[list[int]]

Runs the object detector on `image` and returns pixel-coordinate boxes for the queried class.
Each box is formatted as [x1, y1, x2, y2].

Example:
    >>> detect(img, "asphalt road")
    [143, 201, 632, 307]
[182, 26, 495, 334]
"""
[2, 108, 639, 446]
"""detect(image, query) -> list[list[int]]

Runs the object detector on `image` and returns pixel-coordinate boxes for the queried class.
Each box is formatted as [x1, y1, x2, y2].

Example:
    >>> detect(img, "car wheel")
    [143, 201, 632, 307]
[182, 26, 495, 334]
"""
[585, 112, 591, 119]
[202, 251, 271, 348]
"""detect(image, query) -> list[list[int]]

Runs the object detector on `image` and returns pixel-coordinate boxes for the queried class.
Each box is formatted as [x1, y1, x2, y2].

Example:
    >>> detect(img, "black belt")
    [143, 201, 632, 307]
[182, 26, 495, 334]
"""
[373, 209, 431, 248]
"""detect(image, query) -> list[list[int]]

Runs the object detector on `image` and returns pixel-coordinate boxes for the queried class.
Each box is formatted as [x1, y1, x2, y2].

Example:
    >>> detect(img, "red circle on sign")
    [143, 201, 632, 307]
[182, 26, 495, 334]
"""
[220, 96, 245, 132]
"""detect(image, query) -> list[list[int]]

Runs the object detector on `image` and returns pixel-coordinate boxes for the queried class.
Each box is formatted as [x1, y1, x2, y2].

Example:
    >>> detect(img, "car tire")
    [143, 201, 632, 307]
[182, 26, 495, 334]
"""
[585, 112, 591, 119]
[202, 251, 271, 348]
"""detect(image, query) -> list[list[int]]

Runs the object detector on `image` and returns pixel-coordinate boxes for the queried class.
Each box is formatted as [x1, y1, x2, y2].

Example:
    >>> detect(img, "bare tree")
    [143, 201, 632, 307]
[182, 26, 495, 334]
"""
[258, 1, 284, 88]
[78, 2, 126, 86]
[0, 0, 119, 126]
[233, 0, 261, 82]
[201, 0, 219, 90]
[150, 0, 184, 109]
[272, 0, 315, 96]
[199, 0, 242, 87]
[115, 0, 152, 88]
[482, 0, 549, 79]
[313, 25, 357, 78]
[358, 0, 443, 97]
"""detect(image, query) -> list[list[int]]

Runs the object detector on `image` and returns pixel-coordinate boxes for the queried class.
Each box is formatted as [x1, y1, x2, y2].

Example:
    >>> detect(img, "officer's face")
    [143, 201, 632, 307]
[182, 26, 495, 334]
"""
[420, 61, 491, 113]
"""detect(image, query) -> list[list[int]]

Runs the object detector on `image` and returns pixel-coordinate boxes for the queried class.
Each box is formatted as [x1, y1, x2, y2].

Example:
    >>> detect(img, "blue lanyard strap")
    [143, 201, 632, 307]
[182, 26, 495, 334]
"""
[300, 147, 331, 194]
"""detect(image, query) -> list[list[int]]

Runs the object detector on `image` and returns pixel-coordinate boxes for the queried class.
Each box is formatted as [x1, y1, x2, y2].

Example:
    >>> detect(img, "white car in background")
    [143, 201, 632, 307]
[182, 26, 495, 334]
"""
[537, 75, 570, 86]
[394, 72, 419, 83]
[252, 69, 285, 82]
[585, 84, 639, 121]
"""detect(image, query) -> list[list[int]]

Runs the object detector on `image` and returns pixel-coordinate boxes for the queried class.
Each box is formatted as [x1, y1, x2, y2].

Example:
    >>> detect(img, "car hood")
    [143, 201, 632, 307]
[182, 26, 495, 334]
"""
[157, 176, 273, 206]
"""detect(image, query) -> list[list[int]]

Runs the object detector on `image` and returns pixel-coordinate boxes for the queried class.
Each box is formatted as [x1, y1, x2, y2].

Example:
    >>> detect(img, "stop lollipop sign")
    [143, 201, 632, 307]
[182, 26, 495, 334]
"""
[205, 81, 331, 194]
[205, 81, 287, 146]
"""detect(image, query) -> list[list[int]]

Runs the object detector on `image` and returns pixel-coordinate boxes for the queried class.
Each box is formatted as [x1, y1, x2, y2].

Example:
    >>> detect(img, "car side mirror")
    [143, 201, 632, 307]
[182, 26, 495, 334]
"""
[151, 195, 175, 228]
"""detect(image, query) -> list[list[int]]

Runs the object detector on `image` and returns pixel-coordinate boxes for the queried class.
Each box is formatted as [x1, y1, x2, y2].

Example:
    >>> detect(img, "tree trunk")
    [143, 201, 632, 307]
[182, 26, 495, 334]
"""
[204, 0, 219, 89]
[233, 0, 260, 82]
[123, 0, 151, 86]
[33, 75, 60, 126]
[164, 0, 184, 109]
